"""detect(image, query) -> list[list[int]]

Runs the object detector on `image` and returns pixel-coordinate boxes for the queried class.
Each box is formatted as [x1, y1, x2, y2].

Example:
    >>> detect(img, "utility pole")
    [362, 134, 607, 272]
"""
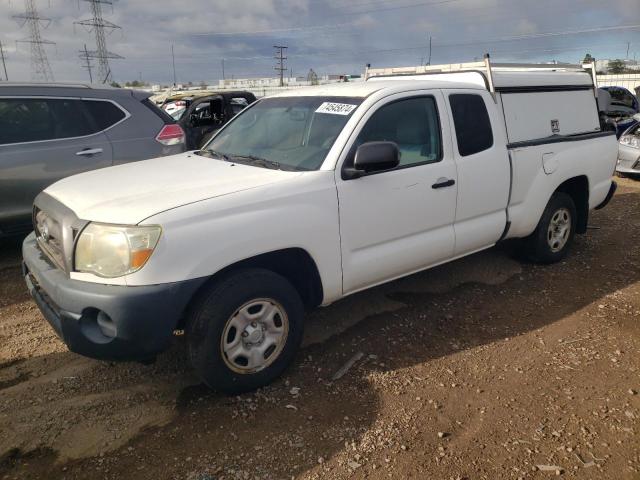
[0, 40, 8, 81]
[79, 43, 93, 82]
[74, 0, 123, 84]
[14, 0, 55, 81]
[221, 58, 225, 81]
[627, 41, 631, 60]
[427, 35, 432, 66]
[171, 44, 177, 86]
[274, 45, 287, 87]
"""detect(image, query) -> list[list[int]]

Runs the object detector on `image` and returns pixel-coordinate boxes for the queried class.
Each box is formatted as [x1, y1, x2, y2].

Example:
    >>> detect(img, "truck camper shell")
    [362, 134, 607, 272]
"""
[366, 56, 602, 146]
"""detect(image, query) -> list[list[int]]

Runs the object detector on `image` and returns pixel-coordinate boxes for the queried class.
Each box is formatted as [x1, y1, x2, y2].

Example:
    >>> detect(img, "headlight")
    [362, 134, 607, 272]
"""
[75, 223, 161, 278]
[620, 135, 640, 149]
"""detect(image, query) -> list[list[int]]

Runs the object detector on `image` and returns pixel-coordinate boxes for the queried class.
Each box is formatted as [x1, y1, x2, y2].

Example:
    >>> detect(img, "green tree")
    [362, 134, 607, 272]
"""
[582, 53, 594, 64]
[608, 59, 626, 74]
[109, 81, 121, 88]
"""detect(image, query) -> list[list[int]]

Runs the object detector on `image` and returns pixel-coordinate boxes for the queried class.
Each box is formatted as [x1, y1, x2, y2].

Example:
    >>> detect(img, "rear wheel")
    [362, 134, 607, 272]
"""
[186, 268, 304, 393]
[523, 192, 577, 264]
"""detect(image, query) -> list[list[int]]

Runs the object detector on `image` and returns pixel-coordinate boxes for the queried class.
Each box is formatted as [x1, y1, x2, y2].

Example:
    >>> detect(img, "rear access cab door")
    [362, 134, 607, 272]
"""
[0, 96, 114, 234]
[443, 90, 510, 255]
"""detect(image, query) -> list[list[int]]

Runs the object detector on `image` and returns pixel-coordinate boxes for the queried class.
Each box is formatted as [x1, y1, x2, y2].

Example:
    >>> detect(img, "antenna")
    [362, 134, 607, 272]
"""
[74, 0, 123, 84]
[13, 0, 55, 81]
[171, 44, 177, 86]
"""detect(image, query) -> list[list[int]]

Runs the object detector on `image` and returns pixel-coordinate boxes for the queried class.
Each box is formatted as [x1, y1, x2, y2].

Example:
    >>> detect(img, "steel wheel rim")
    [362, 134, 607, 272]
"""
[220, 298, 289, 374]
[547, 207, 571, 253]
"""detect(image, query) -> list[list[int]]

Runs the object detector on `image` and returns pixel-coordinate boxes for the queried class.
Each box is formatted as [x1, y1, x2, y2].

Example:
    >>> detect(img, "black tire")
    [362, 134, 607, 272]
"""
[186, 268, 304, 393]
[522, 192, 577, 264]
[616, 171, 628, 179]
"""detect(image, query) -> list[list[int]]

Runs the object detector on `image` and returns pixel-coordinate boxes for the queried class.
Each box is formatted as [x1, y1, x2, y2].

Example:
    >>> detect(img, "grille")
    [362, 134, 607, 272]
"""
[34, 207, 66, 271]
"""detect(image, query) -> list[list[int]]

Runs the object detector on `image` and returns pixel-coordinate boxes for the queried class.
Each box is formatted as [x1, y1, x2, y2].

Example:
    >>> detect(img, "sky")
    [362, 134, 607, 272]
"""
[0, 0, 639, 84]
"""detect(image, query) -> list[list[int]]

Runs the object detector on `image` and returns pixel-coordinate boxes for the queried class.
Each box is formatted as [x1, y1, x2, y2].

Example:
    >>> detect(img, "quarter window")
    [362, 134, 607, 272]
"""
[449, 94, 494, 156]
[354, 96, 441, 167]
[82, 100, 126, 131]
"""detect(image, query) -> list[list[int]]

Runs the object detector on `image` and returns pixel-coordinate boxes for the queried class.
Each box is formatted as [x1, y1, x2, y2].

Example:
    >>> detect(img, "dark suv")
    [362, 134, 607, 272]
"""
[0, 83, 186, 236]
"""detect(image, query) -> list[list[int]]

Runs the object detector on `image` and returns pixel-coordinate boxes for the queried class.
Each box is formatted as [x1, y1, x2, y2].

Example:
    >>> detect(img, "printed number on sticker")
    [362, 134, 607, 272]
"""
[316, 102, 357, 115]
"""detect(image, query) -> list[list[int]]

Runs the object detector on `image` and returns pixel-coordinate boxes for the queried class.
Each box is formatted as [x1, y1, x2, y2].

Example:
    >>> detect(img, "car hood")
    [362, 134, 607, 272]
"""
[44, 152, 302, 224]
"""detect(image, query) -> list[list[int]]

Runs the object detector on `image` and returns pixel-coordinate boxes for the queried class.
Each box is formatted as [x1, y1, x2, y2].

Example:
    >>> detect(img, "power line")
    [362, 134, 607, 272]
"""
[274, 45, 287, 87]
[193, 21, 354, 37]
[74, 0, 123, 83]
[13, 0, 55, 81]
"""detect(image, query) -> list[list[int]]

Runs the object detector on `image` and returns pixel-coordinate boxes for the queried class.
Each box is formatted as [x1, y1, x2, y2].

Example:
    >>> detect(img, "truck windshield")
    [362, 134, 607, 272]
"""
[202, 96, 363, 171]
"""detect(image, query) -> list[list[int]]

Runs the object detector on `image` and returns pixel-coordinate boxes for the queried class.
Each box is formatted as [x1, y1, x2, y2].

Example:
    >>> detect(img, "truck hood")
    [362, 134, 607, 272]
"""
[44, 152, 301, 224]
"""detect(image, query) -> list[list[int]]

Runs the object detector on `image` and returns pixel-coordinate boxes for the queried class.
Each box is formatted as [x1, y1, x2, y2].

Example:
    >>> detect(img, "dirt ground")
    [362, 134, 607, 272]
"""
[1, 179, 639, 480]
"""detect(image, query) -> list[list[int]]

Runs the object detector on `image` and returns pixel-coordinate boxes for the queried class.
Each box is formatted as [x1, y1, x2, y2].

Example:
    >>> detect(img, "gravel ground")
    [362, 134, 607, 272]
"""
[0, 178, 639, 480]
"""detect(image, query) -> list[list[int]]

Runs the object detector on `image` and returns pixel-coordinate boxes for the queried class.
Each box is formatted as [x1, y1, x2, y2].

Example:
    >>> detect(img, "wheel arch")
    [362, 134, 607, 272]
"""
[177, 248, 324, 329]
[554, 175, 589, 234]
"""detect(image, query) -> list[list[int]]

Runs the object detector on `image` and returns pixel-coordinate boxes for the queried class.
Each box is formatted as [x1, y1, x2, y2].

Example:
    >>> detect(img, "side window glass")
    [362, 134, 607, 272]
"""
[449, 94, 494, 156]
[230, 97, 249, 115]
[355, 97, 441, 167]
[0, 99, 54, 144]
[82, 100, 126, 131]
[47, 99, 95, 139]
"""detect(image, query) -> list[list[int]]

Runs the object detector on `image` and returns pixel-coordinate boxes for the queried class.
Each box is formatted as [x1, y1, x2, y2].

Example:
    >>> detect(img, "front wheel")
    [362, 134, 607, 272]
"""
[523, 192, 577, 264]
[186, 268, 304, 393]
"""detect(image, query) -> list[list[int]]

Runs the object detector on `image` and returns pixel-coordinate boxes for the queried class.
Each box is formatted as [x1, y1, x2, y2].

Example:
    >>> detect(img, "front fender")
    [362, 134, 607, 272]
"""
[125, 171, 343, 304]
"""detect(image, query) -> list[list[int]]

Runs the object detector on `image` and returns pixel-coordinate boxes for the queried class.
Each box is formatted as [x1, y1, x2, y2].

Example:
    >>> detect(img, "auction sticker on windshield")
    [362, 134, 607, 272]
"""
[316, 102, 358, 115]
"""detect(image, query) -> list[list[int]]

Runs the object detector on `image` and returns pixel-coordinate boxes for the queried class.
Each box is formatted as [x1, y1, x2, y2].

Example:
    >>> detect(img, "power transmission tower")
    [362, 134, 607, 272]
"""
[0, 40, 8, 81]
[13, 0, 55, 81]
[79, 43, 94, 83]
[74, 0, 123, 84]
[274, 45, 287, 87]
[306, 68, 318, 85]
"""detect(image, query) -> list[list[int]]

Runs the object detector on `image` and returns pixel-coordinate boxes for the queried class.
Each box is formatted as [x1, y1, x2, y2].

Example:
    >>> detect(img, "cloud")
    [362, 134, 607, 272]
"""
[514, 19, 538, 36]
[0, 0, 637, 84]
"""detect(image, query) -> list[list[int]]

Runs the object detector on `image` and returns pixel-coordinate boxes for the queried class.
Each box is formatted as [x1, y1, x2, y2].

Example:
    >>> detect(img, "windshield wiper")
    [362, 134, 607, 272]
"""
[198, 149, 231, 161]
[231, 154, 286, 171]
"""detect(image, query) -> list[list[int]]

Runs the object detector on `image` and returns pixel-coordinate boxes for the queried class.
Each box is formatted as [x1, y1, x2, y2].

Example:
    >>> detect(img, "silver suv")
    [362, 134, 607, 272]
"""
[0, 83, 186, 237]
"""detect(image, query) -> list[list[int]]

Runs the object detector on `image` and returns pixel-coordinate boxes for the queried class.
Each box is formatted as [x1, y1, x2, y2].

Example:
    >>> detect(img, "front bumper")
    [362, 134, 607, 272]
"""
[22, 233, 207, 362]
[616, 144, 640, 174]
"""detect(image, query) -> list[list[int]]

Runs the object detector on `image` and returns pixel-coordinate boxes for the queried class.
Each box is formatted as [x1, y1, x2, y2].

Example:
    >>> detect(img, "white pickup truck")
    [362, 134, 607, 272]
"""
[23, 60, 618, 392]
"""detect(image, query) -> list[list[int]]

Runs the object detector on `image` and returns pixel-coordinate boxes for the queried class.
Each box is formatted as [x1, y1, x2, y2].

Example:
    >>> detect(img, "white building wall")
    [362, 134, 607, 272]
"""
[596, 74, 640, 93]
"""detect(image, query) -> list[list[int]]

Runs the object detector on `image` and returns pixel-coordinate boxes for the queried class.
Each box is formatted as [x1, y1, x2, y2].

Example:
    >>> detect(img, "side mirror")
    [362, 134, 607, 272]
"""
[343, 141, 400, 180]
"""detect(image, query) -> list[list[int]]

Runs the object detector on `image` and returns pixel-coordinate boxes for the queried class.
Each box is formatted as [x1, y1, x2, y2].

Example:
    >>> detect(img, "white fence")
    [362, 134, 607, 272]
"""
[596, 74, 640, 93]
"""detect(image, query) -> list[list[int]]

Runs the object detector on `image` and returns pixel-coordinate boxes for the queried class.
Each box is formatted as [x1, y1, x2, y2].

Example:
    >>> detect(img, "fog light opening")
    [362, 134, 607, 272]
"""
[96, 311, 117, 338]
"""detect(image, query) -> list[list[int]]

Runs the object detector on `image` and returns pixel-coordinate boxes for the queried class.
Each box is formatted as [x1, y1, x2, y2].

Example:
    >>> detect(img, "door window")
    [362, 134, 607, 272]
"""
[0, 99, 54, 144]
[229, 97, 250, 115]
[449, 94, 494, 156]
[82, 100, 126, 130]
[354, 96, 441, 167]
[0, 98, 100, 145]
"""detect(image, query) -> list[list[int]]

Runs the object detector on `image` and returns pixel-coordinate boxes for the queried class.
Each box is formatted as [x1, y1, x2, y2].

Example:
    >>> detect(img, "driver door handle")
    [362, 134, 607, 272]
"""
[76, 148, 103, 156]
[432, 178, 455, 189]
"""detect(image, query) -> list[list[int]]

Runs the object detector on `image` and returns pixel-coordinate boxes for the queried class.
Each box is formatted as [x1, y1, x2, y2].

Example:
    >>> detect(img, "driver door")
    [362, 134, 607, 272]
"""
[336, 91, 458, 294]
